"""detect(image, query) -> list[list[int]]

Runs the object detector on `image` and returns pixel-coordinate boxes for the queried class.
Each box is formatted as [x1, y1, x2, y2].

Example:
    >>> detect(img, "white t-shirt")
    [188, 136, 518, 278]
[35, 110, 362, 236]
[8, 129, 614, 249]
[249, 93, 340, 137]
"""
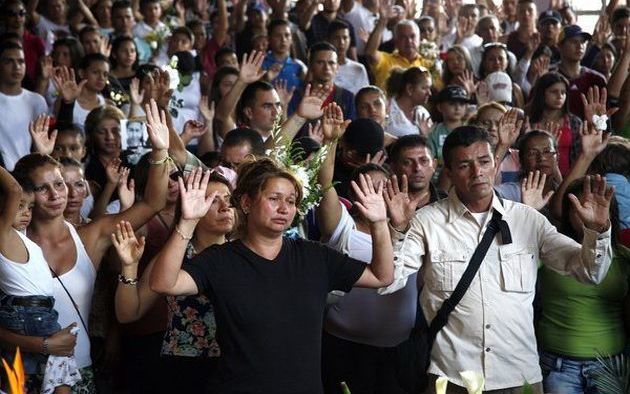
[73, 95, 105, 132]
[170, 72, 203, 135]
[324, 203, 418, 347]
[0, 89, 47, 170]
[36, 16, 71, 54]
[386, 97, 431, 137]
[334, 59, 370, 95]
[440, 32, 483, 53]
[343, 2, 392, 56]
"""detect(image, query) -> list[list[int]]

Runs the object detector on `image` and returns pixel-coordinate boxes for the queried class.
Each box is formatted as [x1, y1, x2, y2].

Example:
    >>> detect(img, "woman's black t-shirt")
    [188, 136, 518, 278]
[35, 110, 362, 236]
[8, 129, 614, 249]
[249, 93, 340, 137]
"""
[182, 237, 366, 394]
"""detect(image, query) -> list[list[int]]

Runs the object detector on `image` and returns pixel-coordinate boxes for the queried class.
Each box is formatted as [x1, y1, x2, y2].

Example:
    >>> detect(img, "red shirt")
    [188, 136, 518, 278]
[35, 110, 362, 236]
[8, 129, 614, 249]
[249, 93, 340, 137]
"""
[562, 67, 607, 120]
[22, 30, 45, 91]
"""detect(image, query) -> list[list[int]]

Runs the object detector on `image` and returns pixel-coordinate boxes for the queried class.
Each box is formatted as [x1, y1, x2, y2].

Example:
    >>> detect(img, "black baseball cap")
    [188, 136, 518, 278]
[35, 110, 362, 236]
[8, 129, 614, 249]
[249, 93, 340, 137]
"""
[343, 118, 384, 156]
[559, 25, 592, 43]
[538, 10, 561, 25]
[434, 85, 470, 103]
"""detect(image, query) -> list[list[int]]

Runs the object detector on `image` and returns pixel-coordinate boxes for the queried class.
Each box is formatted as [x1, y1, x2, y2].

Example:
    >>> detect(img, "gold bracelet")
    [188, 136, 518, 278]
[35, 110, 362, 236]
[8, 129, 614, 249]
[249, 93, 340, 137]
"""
[148, 154, 171, 166]
[175, 224, 193, 240]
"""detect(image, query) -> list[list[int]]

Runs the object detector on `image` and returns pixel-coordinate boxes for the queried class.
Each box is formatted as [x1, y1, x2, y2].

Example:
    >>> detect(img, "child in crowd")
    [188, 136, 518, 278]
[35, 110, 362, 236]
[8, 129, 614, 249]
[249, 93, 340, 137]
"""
[0, 165, 80, 393]
[262, 19, 306, 93]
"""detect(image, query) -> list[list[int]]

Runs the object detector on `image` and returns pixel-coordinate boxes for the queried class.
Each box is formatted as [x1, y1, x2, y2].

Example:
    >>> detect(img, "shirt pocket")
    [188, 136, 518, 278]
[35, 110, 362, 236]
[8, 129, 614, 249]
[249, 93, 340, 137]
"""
[499, 246, 537, 293]
[428, 249, 469, 292]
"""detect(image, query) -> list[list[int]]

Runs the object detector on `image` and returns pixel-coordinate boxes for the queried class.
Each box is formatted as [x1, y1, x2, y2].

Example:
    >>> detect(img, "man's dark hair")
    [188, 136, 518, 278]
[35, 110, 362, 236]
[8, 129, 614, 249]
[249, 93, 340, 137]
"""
[354, 85, 385, 108]
[0, 40, 22, 59]
[236, 81, 275, 125]
[267, 18, 290, 35]
[388, 135, 432, 164]
[223, 127, 265, 156]
[327, 20, 350, 37]
[442, 126, 493, 169]
[79, 25, 99, 41]
[140, 0, 160, 9]
[135, 63, 160, 80]
[611, 6, 630, 25]
[350, 163, 390, 184]
[112, 0, 132, 12]
[214, 47, 236, 64]
[171, 26, 194, 43]
[308, 41, 337, 63]
[0, 32, 21, 44]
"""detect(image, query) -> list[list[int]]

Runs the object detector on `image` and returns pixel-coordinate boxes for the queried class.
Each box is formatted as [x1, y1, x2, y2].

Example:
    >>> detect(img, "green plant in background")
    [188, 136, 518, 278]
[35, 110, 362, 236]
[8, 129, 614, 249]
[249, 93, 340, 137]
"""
[593, 354, 630, 394]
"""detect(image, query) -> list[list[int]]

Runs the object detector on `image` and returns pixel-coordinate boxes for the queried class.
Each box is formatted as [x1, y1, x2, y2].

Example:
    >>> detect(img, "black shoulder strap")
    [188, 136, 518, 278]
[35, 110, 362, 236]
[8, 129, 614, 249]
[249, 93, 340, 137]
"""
[50, 268, 90, 335]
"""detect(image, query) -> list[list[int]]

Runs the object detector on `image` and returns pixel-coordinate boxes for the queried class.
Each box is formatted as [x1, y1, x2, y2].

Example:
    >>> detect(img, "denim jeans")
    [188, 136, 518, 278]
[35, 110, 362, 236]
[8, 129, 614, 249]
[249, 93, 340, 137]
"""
[540, 350, 604, 394]
[0, 294, 61, 375]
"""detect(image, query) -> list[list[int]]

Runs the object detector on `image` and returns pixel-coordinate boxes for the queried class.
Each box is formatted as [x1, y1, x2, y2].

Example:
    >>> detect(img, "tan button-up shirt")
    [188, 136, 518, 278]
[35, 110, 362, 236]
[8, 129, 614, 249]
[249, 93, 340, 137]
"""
[380, 193, 612, 390]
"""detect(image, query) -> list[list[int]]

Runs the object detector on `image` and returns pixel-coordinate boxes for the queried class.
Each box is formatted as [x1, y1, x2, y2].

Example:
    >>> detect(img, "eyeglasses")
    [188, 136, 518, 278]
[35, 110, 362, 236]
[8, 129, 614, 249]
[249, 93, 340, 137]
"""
[6, 9, 26, 17]
[525, 149, 557, 160]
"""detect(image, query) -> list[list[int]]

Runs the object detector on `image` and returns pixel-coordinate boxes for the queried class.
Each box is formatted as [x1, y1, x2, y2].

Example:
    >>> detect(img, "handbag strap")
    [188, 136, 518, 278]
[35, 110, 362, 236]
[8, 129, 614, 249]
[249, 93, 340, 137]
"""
[50, 268, 89, 335]
[426, 206, 512, 341]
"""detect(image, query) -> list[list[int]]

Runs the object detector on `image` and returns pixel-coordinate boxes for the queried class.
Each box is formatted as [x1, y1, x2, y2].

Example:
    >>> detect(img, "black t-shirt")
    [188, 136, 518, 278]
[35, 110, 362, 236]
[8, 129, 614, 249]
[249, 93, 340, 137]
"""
[182, 238, 366, 394]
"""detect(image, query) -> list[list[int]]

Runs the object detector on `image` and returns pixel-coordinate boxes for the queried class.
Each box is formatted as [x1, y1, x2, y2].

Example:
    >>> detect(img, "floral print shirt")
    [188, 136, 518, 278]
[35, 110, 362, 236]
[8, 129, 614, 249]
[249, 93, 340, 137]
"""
[161, 243, 220, 358]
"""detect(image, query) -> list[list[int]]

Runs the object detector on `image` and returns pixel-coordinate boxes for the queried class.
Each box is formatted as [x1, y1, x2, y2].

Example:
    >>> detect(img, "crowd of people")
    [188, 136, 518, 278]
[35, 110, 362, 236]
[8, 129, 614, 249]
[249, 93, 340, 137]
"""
[0, 0, 627, 392]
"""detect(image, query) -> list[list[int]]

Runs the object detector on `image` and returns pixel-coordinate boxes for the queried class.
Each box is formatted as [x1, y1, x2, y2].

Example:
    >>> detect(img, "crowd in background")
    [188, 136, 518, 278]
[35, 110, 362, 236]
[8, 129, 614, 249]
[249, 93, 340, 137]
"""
[0, 0, 628, 392]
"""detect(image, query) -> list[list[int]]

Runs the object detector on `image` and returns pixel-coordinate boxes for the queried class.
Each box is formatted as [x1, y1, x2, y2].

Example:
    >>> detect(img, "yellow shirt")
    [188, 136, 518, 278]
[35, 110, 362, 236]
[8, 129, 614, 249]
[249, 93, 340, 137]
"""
[372, 50, 442, 90]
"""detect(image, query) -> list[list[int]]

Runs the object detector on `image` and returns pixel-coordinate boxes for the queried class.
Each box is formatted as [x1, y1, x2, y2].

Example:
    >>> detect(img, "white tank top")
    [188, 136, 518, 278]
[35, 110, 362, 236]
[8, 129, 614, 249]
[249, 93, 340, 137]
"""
[52, 222, 96, 368]
[0, 230, 55, 297]
[73, 95, 105, 132]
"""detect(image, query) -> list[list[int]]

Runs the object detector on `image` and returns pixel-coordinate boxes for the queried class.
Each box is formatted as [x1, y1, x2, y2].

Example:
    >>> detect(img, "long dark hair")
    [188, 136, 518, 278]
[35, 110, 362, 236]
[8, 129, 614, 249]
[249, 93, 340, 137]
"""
[442, 46, 473, 86]
[110, 35, 139, 71]
[210, 66, 239, 104]
[527, 72, 570, 124]
[385, 66, 431, 99]
[479, 45, 513, 79]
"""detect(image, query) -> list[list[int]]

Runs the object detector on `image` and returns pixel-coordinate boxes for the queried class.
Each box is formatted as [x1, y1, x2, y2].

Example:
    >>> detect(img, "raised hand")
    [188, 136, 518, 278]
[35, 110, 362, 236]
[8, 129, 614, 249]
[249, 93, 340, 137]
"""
[350, 173, 387, 224]
[497, 108, 523, 148]
[415, 112, 433, 136]
[118, 168, 135, 211]
[199, 95, 215, 122]
[568, 174, 614, 232]
[307, 121, 324, 145]
[129, 78, 145, 105]
[40, 56, 54, 80]
[99, 35, 112, 57]
[111, 221, 146, 267]
[178, 167, 218, 221]
[239, 51, 266, 84]
[181, 120, 208, 144]
[538, 119, 561, 142]
[378, 0, 395, 20]
[29, 114, 57, 155]
[580, 86, 617, 130]
[296, 83, 329, 120]
[105, 158, 123, 185]
[145, 99, 169, 150]
[265, 63, 283, 82]
[365, 150, 386, 165]
[274, 79, 296, 107]
[521, 170, 554, 210]
[454, 69, 477, 96]
[52, 66, 87, 103]
[579, 120, 609, 158]
[384, 174, 422, 231]
[320, 103, 348, 143]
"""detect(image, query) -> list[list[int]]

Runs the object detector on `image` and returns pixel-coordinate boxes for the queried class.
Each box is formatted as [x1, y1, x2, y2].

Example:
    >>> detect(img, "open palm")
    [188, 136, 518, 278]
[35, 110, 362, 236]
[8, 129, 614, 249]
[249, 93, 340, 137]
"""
[350, 173, 387, 223]
[145, 99, 169, 150]
[111, 221, 145, 267]
[384, 174, 421, 230]
[568, 175, 614, 232]
[178, 167, 218, 221]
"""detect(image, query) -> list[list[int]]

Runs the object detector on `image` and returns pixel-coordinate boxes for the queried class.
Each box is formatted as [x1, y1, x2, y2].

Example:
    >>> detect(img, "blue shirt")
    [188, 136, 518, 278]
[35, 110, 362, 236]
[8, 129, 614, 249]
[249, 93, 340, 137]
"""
[262, 53, 304, 93]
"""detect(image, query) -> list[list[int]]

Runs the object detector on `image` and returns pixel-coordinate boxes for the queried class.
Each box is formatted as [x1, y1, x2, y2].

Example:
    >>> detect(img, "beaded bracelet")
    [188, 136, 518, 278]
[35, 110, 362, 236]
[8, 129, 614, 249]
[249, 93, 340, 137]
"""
[118, 274, 139, 286]
[148, 154, 171, 166]
[175, 224, 193, 240]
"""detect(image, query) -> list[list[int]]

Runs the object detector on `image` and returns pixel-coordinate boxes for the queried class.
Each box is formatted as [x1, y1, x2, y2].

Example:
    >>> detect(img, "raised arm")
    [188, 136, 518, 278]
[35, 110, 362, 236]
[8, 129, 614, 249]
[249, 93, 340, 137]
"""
[215, 51, 266, 137]
[297, 0, 320, 31]
[197, 96, 216, 156]
[213, 0, 229, 46]
[80, 99, 169, 266]
[494, 108, 523, 184]
[89, 158, 124, 219]
[0, 166, 23, 235]
[607, 34, 630, 99]
[350, 174, 394, 288]
[111, 221, 161, 323]
[28, 114, 57, 155]
[267, 84, 328, 149]
[150, 168, 217, 295]
[317, 104, 348, 242]
[550, 120, 609, 219]
[365, 0, 393, 66]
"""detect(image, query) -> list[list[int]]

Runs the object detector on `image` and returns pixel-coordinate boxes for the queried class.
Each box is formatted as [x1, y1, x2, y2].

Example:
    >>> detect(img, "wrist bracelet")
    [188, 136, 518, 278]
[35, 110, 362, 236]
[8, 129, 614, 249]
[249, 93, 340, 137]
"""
[175, 224, 194, 240]
[148, 154, 171, 166]
[42, 337, 49, 355]
[118, 274, 139, 286]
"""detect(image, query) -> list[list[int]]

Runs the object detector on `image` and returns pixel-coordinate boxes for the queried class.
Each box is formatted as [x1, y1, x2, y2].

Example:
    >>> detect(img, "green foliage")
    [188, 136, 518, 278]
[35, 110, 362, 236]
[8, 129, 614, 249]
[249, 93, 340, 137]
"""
[593, 354, 630, 394]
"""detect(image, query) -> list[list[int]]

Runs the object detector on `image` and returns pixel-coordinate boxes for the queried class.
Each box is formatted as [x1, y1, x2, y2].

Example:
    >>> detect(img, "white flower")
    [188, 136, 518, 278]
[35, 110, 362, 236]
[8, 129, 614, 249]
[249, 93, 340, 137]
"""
[149, 40, 158, 50]
[291, 165, 311, 200]
[162, 63, 180, 90]
[592, 114, 608, 131]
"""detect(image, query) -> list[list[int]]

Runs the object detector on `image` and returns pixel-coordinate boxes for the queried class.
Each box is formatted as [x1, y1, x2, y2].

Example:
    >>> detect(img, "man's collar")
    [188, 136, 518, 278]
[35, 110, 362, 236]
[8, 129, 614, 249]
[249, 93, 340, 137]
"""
[446, 191, 506, 224]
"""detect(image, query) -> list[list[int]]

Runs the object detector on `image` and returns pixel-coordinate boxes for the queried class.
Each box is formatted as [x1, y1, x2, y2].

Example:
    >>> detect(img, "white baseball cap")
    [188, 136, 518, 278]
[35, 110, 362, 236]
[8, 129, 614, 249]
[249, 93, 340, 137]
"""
[485, 71, 512, 104]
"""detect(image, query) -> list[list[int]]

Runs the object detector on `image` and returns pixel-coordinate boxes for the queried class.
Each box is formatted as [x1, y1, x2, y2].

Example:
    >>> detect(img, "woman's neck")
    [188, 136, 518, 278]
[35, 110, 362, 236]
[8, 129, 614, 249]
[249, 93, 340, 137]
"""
[64, 211, 83, 227]
[79, 89, 99, 103]
[242, 229, 283, 260]
[192, 230, 226, 251]
[396, 95, 415, 119]
[113, 65, 134, 77]
[28, 215, 66, 240]
[542, 108, 563, 122]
